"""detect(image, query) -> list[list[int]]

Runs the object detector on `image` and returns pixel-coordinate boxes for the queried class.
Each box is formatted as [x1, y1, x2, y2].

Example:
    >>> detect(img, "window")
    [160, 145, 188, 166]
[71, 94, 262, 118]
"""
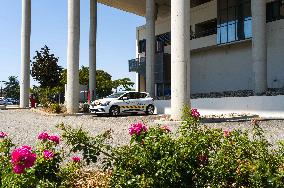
[191, 0, 213, 8]
[267, 0, 284, 22]
[195, 19, 217, 38]
[121, 93, 136, 100]
[217, 0, 252, 44]
[138, 39, 146, 53]
[138, 93, 147, 99]
[156, 32, 171, 53]
[156, 83, 171, 99]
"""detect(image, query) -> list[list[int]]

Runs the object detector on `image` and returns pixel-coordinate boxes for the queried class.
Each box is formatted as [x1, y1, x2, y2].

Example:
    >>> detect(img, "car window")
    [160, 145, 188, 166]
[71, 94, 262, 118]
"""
[139, 93, 147, 99]
[129, 93, 137, 99]
[121, 92, 138, 99]
[121, 93, 130, 99]
[106, 92, 125, 98]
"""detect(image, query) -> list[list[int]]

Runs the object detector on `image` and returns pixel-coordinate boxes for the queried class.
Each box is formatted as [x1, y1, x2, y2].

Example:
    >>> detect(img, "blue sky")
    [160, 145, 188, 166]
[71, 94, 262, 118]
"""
[0, 1, 145, 86]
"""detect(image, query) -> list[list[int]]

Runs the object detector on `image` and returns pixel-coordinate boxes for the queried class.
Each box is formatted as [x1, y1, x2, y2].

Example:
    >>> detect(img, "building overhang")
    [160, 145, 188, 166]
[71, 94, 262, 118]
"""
[98, 0, 171, 17]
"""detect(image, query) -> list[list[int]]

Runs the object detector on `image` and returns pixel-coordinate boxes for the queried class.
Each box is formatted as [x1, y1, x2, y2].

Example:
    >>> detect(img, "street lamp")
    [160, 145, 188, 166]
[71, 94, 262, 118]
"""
[0, 81, 6, 97]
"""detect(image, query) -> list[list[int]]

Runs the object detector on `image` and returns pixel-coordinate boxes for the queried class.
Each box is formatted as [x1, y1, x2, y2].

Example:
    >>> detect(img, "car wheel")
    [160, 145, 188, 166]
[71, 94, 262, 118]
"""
[109, 106, 120, 116]
[146, 105, 155, 115]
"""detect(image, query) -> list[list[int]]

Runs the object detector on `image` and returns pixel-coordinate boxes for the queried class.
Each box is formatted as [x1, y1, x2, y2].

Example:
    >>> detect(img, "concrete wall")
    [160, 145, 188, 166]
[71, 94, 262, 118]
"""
[154, 95, 284, 118]
[191, 41, 253, 93]
[267, 19, 284, 89]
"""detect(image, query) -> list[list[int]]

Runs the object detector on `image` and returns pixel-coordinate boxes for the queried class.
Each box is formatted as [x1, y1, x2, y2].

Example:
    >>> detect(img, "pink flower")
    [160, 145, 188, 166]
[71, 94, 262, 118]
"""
[43, 150, 54, 159]
[129, 122, 148, 136]
[191, 109, 200, 118]
[11, 145, 36, 174]
[0, 132, 7, 138]
[160, 125, 171, 133]
[13, 165, 25, 174]
[48, 135, 60, 144]
[38, 132, 49, 140]
[72, 156, 81, 163]
[223, 130, 231, 138]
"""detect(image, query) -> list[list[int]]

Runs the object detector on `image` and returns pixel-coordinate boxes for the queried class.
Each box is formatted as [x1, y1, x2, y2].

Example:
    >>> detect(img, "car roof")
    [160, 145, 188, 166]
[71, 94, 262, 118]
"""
[122, 91, 149, 94]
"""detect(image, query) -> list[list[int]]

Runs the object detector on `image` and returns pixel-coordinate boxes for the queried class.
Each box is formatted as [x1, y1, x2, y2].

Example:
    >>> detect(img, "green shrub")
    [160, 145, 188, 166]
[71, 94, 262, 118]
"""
[50, 103, 61, 114]
[58, 107, 284, 188]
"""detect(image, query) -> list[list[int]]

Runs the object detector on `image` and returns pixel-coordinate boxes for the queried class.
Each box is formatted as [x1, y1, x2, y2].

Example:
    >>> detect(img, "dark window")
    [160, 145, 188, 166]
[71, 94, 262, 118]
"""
[191, 0, 213, 8]
[138, 39, 146, 53]
[156, 83, 171, 99]
[156, 32, 171, 53]
[122, 93, 136, 100]
[217, 0, 252, 44]
[195, 19, 217, 38]
[267, 0, 284, 22]
[139, 93, 147, 98]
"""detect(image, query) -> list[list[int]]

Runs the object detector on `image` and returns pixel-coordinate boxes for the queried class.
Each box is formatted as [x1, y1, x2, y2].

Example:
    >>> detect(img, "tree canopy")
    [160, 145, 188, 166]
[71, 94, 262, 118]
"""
[3, 76, 20, 99]
[60, 66, 134, 98]
[30, 45, 63, 88]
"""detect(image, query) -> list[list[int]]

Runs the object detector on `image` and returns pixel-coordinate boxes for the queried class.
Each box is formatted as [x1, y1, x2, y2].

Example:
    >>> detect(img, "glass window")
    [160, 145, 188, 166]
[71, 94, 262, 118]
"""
[139, 93, 147, 99]
[280, 0, 284, 17]
[138, 40, 146, 53]
[217, 0, 251, 44]
[121, 93, 136, 100]
[191, 0, 213, 8]
[267, 0, 284, 22]
[195, 19, 217, 38]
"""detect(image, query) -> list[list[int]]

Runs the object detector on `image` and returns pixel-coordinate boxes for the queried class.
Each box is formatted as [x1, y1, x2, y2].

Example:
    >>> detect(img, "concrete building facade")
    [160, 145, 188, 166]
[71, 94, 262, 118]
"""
[20, 0, 284, 119]
[130, 0, 284, 118]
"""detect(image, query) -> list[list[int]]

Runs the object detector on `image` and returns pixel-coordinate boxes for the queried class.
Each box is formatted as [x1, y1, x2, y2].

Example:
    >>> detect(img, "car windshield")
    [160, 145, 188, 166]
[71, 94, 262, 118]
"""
[106, 92, 125, 99]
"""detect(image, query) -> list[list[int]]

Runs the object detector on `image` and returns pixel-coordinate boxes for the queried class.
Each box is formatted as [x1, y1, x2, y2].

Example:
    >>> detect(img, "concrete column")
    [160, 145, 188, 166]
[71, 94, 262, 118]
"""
[146, 0, 156, 97]
[251, 0, 267, 94]
[67, 0, 80, 113]
[171, 0, 190, 120]
[89, 0, 97, 101]
[20, 0, 31, 108]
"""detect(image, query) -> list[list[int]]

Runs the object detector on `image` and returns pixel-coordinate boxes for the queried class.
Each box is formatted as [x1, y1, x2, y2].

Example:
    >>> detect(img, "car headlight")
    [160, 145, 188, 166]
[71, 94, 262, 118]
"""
[100, 101, 111, 106]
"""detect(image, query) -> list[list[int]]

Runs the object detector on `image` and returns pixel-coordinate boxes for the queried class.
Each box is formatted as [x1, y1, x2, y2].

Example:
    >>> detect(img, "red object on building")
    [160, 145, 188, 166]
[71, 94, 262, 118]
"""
[30, 94, 36, 108]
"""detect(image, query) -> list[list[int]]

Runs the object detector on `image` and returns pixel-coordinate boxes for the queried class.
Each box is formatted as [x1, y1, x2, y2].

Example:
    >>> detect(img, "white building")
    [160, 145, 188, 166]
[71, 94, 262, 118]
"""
[132, 0, 284, 96]
[20, 0, 284, 119]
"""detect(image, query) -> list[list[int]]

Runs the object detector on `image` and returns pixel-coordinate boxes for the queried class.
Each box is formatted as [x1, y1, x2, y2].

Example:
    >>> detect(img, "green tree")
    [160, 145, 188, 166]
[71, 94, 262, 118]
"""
[112, 78, 135, 92]
[30, 45, 63, 88]
[4, 76, 20, 99]
[79, 66, 89, 85]
[60, 67, 134, 98]
[96, 70, 113, 98]
[60, 66, 89, 86]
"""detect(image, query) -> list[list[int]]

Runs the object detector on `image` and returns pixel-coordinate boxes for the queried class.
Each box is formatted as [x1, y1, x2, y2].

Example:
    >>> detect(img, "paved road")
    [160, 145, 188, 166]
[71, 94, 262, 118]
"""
[1, 109, 284, 147]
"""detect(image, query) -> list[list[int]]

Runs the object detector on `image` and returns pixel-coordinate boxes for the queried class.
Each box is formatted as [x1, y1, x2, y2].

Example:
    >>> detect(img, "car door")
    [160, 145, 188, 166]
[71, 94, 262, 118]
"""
[117, 93, 132, 112]
[128, 92, 141, 111]
[137, 93, 148, 111]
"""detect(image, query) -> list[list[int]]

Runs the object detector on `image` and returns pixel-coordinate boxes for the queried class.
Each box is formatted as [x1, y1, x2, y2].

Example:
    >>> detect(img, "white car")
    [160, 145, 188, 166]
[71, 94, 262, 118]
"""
[89, 91, 155, 116]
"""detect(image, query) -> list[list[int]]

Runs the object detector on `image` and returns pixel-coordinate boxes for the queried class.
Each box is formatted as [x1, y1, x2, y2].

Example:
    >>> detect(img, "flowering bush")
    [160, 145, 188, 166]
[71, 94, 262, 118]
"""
[3, 107, 284, 187]
[11, 145, 37, 174]
[0, 131, 81, 187]
[58, 107, 284, 187]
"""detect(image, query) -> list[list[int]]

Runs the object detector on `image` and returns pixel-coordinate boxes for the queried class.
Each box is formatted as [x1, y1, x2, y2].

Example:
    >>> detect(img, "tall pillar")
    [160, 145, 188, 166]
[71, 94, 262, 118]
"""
[146, 0, 156, 97]
[67, 0, 80, 113]
[20, 0, 31, 108]
[171, 0, 190, 120]
[251, 0, 267, 94]
[89, 0, 97, 101]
